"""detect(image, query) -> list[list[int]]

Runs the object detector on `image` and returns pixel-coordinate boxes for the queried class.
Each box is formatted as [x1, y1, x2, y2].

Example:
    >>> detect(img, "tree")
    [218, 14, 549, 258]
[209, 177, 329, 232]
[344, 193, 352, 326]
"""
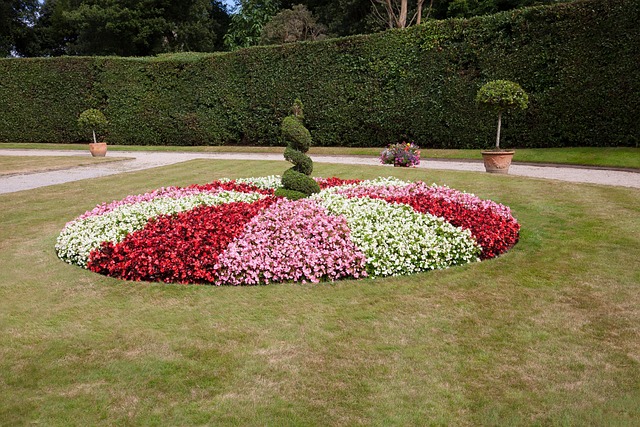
[1, 0, 40, 57]
[78, 108, 108, 144]
[476, 80, 529, 150]
[224, 0, 280, 50]
[14, 0, 231, 57]
[27, 0, 80, 57]
[433, 0, 567, 20]
[260, 4, 326, 44]
[280, 0, 379, 36]
[159, 0, 231, 52]
[370, 0, 433, 29]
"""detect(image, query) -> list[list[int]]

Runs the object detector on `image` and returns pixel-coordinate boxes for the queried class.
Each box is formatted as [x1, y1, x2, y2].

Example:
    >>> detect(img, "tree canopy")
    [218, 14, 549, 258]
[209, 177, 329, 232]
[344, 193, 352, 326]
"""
[260, 4, 326, 45]
[1, 0, 40, 56]
[2, 0, 570, 56]
[6, 0, 231, 57]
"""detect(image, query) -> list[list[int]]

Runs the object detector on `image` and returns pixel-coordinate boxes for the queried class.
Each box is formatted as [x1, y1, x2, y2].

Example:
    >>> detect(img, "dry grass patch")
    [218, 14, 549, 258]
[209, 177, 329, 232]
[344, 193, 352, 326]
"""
[0, 155, 131, 176]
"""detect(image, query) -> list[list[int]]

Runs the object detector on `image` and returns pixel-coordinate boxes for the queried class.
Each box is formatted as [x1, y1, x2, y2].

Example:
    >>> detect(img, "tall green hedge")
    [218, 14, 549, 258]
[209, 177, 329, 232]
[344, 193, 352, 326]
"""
[0, 0, 638, 148]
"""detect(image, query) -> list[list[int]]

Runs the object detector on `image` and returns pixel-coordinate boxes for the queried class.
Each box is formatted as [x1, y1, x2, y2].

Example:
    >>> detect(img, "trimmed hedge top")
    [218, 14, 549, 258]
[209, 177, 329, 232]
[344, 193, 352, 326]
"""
[0, 0, 638, 148]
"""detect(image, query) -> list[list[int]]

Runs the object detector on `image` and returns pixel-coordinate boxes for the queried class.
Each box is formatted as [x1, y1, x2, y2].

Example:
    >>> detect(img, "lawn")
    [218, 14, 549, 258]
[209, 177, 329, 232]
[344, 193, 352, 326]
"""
[1, 160, 639, 426]
[2, 143, 639, 170]
[0, 155, 130, 176]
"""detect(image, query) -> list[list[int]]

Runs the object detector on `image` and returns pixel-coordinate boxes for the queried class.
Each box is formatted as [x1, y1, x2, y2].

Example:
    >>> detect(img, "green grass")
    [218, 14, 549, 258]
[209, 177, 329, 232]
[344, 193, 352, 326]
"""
[1, 160, 639, 425]
[2, 142, 639, 169]
[0, 155, 131, 175]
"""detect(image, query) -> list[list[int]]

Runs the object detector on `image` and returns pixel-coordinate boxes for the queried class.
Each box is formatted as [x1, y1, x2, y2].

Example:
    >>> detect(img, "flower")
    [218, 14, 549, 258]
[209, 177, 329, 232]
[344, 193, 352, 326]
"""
[380, 141, 421, 167]
[56, 176, 520, 285]
[214, 199, 367, 285]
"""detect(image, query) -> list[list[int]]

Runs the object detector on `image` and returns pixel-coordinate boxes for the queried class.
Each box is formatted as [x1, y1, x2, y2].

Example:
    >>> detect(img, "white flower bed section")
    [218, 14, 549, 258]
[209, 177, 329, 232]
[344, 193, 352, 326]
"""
[231, 175, 282, 189]
[314, 193, 480, 277]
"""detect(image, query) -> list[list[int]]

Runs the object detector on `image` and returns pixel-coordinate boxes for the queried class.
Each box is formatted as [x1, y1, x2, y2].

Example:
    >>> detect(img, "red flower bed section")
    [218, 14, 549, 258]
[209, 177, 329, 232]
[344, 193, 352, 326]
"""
[381, 195, 519, 259]
[87, 198, 275, 283]
[189, 181, 274, 195]
[316, 177, 362, 189]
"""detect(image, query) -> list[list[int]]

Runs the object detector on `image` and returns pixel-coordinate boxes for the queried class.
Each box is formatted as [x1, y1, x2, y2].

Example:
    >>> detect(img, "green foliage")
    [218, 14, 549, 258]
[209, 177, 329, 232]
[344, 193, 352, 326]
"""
[8, 0, 230, 57]
[0, 0, 40, 57]
[0, 0, 637, 148]
[224, 0, 280, 50]
[63, 0, 230, 56]
[477, 79, 528, 149]
[78, 108, 108, 143]
[4, 0, 570, 57]
[274, 187, 308, 200]
[291, 97, 304, 120]
[281, 168, 320, 194]
[260, 4, 327, 45]
[78, 108, 107, 131]
[281, 99, 320, 196]
[476, 80, 529, 113]
[282, 116, 311, 152]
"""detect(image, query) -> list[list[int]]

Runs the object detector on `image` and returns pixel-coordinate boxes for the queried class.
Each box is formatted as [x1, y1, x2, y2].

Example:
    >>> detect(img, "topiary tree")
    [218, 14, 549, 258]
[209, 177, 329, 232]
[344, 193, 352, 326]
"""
[78, 108, 108, 143]
[476, 80, 529, 150]
[275, 99, 320, 200]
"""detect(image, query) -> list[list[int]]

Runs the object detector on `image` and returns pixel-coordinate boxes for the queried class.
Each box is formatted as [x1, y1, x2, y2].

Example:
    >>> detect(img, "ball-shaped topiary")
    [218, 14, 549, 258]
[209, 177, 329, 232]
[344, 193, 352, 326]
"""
[476, 80, 529, 150]
[276, 99, 320, 199]
[78, 108, 108, 144]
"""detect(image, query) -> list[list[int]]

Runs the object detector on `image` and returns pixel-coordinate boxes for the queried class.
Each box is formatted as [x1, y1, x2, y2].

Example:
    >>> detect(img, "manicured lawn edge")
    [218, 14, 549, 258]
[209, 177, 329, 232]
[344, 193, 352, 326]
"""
[1, 143, 639, 170]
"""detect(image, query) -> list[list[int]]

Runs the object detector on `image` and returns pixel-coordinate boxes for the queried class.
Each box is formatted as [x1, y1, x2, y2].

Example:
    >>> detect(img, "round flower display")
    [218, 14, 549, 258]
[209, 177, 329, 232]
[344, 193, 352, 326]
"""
[56, 177, 520, 285]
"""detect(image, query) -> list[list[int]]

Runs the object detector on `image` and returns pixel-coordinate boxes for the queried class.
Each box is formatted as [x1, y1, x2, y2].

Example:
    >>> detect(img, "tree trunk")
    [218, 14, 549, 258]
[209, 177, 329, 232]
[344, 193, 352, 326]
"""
[398, 0, 408, 27]
[495, 111, 502, 150]
[416, 0, 425, 25]
[92, 129, 97, 144]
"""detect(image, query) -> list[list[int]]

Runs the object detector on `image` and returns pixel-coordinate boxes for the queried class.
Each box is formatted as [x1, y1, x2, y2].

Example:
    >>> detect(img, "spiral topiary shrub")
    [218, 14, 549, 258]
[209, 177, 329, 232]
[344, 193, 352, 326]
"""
[275, 99, 321, 199]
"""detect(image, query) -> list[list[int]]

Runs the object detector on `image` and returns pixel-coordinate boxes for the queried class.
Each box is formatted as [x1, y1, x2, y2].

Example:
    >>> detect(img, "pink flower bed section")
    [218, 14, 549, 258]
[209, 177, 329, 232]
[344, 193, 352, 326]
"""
[214, 199, 367, 285]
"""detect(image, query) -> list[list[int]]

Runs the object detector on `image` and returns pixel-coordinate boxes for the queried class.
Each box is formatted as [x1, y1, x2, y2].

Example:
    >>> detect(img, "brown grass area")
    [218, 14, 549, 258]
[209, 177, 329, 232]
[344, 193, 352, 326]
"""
[0, 155, 131, 175]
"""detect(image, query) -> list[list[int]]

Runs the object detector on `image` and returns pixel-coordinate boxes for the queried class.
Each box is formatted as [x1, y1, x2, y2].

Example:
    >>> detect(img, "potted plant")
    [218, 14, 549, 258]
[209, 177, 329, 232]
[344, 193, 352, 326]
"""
[476, 80, 529, 173]
[380, 140, 421, 167]
[78, 108, 108, 157]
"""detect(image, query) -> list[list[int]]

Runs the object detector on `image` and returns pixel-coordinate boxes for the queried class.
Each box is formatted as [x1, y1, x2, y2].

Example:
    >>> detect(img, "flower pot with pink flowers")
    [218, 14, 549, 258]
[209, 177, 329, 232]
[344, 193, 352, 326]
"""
[380, 140, 421, 167]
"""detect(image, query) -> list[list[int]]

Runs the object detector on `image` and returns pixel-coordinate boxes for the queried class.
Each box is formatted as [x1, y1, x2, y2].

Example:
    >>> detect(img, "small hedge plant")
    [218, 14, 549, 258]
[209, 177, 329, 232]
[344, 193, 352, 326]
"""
[78, 108, 108, 144]
[476, 80, 529, 150]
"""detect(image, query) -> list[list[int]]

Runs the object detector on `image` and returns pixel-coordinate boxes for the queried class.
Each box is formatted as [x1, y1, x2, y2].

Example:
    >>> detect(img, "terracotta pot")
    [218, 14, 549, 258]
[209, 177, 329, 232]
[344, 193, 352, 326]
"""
[89, 142, 107, 157]
[481, 150, 514, 174]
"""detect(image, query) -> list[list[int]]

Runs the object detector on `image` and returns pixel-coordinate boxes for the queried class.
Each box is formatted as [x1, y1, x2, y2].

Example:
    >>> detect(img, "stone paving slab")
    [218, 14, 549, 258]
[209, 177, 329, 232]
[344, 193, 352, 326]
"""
[0, 149, 638, 194]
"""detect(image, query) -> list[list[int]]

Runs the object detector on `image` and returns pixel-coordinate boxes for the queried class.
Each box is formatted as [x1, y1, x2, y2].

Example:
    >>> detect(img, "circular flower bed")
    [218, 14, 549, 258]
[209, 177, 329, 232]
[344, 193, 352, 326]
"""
[56, 176, 520, 285]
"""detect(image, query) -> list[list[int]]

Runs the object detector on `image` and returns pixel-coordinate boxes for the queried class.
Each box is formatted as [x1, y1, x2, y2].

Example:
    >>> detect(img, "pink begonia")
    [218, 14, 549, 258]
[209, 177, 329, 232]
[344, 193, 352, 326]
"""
[215, 199, 367, 285]
[331, 182, 516, 221]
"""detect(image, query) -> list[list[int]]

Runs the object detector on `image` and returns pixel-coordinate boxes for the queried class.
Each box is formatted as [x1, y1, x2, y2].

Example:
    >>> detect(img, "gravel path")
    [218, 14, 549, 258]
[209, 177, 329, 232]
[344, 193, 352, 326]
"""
[1, 149, 638, 194]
